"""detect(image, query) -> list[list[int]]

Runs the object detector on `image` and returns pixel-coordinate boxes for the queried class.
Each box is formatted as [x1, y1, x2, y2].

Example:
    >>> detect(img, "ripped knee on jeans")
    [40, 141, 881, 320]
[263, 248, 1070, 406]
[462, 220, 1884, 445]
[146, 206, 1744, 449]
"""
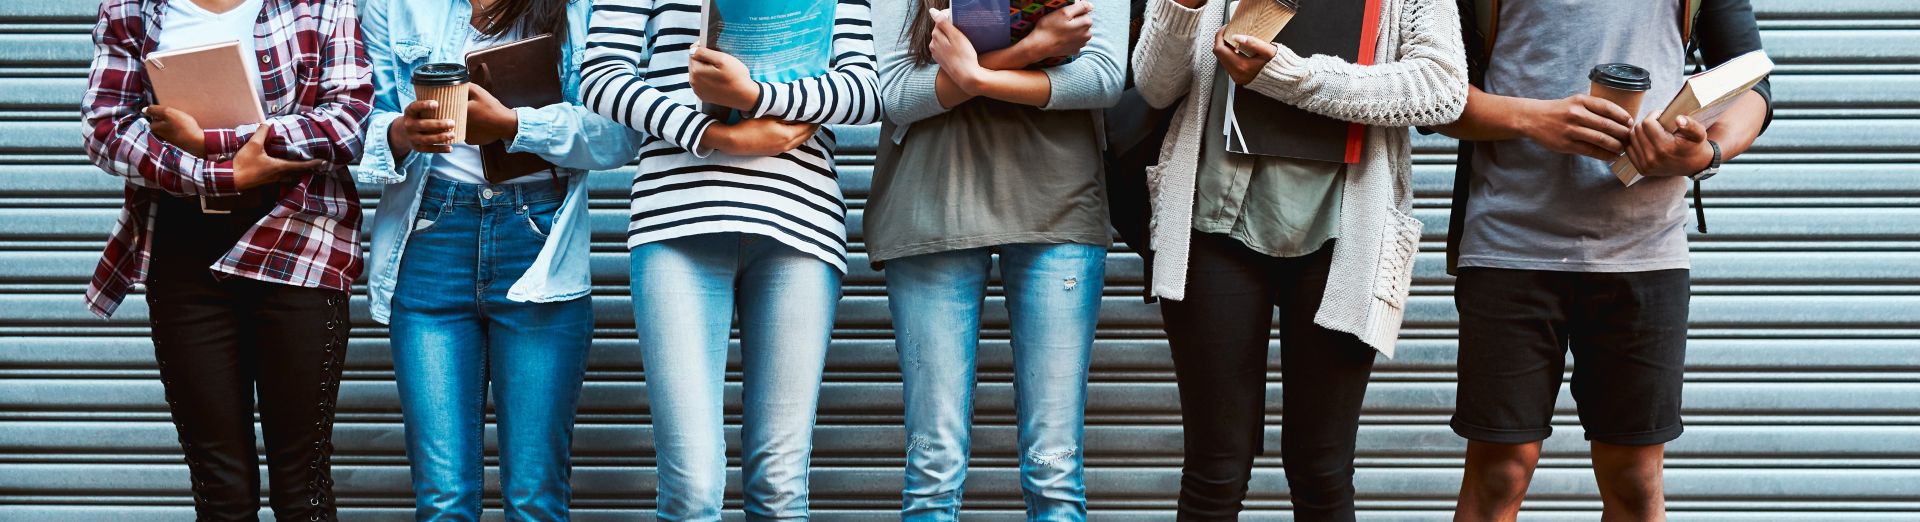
[1026, 446, 1078, 467]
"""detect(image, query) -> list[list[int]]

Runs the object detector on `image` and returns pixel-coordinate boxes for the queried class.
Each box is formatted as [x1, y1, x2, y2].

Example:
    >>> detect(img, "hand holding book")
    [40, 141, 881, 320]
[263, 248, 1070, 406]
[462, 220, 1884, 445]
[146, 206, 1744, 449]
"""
[232, 127, 322, 190]
[1015, 2, 1093, 66]
[144, 105, 207, 158]
[701, 117, 819, 157]
[463, 84, 521, 147]
[1623, 114, 1713, 178]
[928, 8, 988, 86]
[690, 45, 761, 112]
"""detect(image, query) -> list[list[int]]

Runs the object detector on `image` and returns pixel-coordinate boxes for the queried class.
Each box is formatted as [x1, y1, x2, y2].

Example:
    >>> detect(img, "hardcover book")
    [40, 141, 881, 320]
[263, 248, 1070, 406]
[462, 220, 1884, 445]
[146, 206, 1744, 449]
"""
[1611, 50, 1774, 186]
[143, 41, 267, 130]
[952, 0, 1079, 65]
[466, 33, 563, 183]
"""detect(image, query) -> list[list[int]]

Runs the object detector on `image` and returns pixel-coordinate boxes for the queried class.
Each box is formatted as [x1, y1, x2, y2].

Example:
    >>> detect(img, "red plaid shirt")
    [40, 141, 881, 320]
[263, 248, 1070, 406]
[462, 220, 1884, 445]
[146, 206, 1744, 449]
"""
[82, 0, 373, 318]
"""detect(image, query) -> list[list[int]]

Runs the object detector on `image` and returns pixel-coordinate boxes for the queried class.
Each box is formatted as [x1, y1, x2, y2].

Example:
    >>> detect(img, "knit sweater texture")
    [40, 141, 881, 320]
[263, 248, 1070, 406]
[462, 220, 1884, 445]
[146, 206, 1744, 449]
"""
[1131, 0, 1467, 356]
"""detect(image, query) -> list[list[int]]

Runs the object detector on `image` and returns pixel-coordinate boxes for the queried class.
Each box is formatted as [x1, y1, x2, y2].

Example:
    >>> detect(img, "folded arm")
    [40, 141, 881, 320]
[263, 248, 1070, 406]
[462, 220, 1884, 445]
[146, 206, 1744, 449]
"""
[749, 0, 883, 126]
[81, 5, 236, 197]
[1131, 0, 1206, 109]
[1240, 0, 1468, 128]
[581, 0, 720, 155]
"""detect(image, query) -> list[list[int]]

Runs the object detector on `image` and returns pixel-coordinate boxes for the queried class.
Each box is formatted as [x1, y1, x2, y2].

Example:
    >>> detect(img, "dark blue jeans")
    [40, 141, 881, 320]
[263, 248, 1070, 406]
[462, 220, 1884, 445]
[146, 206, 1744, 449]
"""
[389, 177, 593, 520]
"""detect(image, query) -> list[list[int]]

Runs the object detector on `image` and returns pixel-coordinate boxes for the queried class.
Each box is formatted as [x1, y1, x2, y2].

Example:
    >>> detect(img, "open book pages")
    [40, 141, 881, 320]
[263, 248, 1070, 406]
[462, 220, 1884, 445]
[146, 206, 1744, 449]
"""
[1613, 50, 1774, 186]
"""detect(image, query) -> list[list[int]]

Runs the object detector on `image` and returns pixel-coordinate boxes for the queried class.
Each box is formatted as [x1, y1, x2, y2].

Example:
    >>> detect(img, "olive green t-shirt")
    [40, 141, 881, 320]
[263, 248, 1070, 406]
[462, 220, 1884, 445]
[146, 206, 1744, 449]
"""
[1193, 70, 1344, 258]
[866, 98, 1112, 267]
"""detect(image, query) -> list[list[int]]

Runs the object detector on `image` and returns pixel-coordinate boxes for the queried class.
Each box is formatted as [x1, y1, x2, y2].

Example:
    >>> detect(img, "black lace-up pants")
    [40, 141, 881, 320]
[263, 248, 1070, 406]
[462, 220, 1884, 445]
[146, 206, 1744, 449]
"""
[144, 197, 349, 521]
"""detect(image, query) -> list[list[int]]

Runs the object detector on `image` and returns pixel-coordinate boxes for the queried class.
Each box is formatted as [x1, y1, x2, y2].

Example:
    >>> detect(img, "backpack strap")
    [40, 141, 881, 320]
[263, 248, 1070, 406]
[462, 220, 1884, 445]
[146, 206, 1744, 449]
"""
[1681, 0, 1702, 43]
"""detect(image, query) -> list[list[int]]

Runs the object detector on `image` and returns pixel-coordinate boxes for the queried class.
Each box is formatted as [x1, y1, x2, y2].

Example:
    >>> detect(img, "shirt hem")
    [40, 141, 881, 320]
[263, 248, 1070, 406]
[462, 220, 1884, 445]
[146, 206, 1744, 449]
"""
[868, 231, 1113, 268]
[1456, 254, 1691, 273]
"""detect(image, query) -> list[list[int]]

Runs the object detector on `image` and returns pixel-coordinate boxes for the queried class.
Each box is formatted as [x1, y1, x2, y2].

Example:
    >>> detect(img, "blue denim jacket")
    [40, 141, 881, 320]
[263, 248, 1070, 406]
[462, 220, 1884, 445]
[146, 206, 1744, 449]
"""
[355, 0, 638, 324]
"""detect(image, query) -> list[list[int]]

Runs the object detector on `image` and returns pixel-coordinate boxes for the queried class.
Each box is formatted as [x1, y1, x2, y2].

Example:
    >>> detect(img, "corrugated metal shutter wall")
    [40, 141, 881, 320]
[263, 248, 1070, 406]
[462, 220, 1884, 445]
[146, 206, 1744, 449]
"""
[1, 0, 1916, 519]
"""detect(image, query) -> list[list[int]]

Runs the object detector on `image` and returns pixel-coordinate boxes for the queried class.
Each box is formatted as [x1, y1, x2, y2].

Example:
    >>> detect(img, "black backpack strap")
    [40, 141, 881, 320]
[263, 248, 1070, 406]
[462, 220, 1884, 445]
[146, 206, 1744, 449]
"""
[1444, 0, 1490, 275]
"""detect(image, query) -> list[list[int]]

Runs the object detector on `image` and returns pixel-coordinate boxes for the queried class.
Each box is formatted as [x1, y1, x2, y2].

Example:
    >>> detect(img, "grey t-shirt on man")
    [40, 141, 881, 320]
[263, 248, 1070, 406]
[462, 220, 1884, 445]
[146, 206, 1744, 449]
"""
[1458, 0, 1690, 272]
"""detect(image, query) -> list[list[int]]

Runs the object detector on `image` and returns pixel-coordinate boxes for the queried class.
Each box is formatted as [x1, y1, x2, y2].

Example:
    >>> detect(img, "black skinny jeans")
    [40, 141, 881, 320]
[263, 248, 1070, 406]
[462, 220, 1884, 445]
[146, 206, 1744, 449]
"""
[144, 196, 349, 521]
[1159, 233, 1378, 521]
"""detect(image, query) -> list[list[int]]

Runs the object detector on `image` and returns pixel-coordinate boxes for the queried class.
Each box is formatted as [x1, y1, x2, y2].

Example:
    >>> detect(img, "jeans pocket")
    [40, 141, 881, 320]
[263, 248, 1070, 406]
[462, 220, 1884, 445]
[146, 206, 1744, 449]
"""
[523, 201, 558, 239]
[412, 201, 446, 235]
[1373, 206, 1423, 311]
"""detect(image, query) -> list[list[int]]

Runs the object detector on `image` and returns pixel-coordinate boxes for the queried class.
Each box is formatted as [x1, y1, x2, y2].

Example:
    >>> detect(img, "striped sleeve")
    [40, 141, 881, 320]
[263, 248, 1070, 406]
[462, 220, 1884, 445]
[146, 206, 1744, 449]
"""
[748, 0, 883, 125]
[582, 0, 719, 155]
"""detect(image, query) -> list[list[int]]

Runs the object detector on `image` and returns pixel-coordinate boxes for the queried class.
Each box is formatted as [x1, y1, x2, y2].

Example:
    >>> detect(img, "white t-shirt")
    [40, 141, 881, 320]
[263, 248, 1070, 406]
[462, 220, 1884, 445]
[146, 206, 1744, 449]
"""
[428, 27, 551, 185]
[154, 0, 265, 102]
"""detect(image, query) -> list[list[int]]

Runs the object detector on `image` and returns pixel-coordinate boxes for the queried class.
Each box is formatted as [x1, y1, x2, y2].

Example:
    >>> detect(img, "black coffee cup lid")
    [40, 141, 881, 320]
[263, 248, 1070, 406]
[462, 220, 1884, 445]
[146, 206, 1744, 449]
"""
[412, 63, 469, 86]
[1590, 63, 1652, 92]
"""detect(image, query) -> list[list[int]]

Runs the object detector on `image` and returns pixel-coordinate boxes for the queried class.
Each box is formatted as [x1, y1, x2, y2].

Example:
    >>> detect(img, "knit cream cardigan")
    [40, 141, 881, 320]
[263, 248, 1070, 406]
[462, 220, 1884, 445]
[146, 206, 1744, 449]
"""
[1131, 0, 1467, 356]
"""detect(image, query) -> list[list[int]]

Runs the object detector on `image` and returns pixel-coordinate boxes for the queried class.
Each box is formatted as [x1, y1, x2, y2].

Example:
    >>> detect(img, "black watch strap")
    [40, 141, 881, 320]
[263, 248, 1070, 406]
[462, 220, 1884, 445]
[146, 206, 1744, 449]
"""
[1691, 140, 1719, 234]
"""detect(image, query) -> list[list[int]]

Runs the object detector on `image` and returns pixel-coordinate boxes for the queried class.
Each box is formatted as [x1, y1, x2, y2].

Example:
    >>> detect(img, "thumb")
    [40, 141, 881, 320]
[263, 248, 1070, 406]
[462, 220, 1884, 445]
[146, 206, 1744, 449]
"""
[1672, 115, 1708, 142]
[248, 125, 274, 145]
[468, 83, 498, 104]
[1232, 35, 1278, 60]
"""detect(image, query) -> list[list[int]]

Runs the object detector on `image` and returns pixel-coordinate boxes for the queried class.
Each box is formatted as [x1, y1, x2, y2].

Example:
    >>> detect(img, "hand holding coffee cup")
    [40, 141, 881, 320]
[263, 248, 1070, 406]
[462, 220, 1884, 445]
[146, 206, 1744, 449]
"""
[1588, 63, 1652, 121]
[410, 63, 471, 149]
[1516, 94, 1634, 161]
[1214, 31, 1280, 85]
[1222, 0, 1299, 58]
[391, 100, 457, 155]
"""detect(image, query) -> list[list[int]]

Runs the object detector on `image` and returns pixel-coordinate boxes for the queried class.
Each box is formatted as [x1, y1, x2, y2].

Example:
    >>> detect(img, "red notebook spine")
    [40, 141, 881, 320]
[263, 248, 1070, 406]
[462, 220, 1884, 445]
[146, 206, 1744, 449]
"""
[1344, 0, 1386, 164]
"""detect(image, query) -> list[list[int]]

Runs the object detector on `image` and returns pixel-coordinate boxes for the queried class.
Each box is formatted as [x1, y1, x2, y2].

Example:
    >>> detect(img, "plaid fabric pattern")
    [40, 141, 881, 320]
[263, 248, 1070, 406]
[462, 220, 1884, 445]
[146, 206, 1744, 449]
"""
[81, 0, 373, 318]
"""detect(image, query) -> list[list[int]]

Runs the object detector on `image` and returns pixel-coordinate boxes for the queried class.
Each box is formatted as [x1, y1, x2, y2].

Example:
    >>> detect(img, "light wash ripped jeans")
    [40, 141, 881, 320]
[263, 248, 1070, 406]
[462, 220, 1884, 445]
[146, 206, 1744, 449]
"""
[884, 242, 1107, 521]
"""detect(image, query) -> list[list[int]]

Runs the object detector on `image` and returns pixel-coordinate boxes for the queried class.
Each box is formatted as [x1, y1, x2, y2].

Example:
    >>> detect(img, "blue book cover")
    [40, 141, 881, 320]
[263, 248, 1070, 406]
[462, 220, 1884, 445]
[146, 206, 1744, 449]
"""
[701, 0, 835, 84]
[952, 0, 1078, 64]
[952, 0, 1013, 54]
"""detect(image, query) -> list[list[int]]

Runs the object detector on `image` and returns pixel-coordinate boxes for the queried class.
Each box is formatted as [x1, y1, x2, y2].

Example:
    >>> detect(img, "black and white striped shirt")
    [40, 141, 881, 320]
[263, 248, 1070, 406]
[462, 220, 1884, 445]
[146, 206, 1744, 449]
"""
[582, 0, 881, 271]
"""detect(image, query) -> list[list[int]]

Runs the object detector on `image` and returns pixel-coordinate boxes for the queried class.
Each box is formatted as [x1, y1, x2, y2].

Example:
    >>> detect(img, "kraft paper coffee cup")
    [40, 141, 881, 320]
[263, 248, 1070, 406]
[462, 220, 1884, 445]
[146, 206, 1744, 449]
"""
[412, 63, 470, 147]
[1223, 0, 1299, 57]
[1588, 63, 1653, 119]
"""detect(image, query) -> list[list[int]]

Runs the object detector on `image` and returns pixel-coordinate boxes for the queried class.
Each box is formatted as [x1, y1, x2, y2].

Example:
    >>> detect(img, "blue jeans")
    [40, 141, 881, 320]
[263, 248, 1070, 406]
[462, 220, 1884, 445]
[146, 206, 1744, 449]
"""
[630, 233, 841, 521]
[390, 177, 594, 521]
[885, 243, 1107, 522]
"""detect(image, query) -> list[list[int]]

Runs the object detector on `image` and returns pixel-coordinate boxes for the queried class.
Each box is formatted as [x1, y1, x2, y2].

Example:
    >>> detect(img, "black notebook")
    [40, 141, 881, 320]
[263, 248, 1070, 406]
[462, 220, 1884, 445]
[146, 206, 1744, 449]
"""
[1224, 0, 1382, 164]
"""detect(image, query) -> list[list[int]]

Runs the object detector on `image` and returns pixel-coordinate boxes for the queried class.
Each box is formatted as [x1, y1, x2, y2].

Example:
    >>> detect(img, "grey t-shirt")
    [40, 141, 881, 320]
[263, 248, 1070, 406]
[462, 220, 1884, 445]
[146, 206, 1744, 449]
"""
[1458, 0, 1690, 272]
[866, 98, 1112, 266]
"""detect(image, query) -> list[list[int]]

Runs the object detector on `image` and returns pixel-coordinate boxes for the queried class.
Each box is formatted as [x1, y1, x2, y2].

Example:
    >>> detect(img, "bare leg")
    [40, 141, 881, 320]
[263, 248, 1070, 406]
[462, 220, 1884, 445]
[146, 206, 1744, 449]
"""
[1592, 442, 1667, 522]
[1454, 441, 1542, 522]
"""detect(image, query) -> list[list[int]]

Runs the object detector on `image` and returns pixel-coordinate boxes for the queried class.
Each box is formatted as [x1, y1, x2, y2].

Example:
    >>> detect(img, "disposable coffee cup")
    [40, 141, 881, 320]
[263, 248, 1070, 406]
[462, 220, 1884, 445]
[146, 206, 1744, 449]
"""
[1223, 0, 1300, 57]
[1588, 63, 1652, 119]
[412, 63, 471, 147]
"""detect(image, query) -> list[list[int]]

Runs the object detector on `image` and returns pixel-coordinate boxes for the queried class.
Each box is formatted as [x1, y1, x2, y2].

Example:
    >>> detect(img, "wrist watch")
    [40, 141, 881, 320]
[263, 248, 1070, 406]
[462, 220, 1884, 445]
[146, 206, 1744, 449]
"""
[1690, 140, 1722, 181]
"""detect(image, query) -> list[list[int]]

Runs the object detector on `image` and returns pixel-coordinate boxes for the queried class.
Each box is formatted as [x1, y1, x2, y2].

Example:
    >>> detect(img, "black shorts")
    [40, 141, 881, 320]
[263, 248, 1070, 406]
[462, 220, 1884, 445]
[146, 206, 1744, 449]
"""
[1450, 267, 1690, 446]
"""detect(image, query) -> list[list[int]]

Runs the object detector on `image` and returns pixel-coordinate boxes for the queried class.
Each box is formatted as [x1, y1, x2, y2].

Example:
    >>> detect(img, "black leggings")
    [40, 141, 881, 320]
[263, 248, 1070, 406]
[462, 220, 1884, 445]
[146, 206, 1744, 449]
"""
[145, 197, 349, 521]
[1159, 233, 1378, 521]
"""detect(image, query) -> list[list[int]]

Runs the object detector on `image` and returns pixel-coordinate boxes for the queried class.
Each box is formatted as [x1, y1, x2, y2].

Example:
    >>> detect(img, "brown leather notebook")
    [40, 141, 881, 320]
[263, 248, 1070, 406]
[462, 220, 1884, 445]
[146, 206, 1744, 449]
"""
[465, 34, 562, 184]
